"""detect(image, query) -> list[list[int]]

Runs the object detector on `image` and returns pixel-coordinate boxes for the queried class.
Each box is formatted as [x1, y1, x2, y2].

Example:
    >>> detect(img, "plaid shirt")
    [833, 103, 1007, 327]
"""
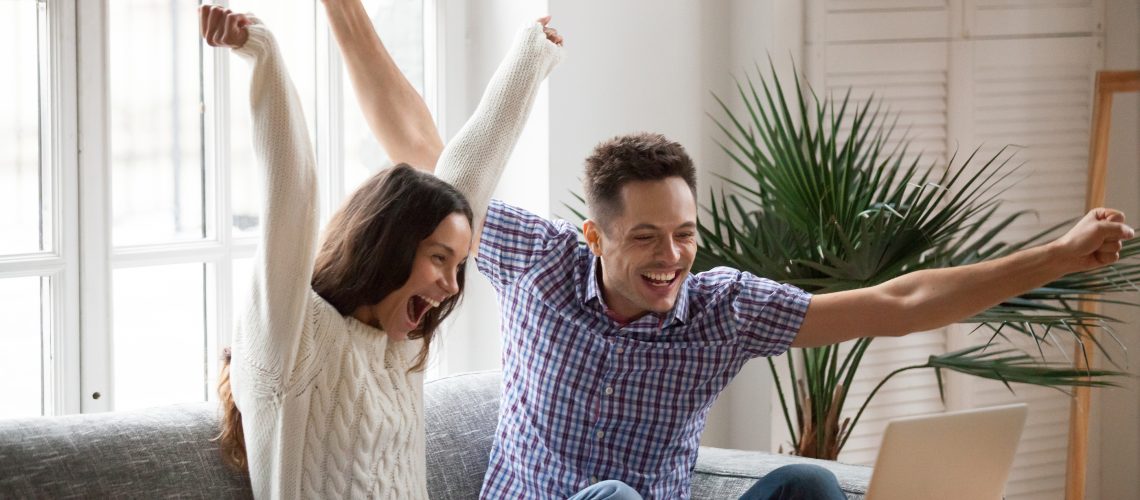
[476, 200, 811, 499]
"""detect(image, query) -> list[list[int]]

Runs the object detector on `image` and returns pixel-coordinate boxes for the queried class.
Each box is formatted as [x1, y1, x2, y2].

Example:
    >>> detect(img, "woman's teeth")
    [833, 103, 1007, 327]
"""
[418, 295, 441, 308]
[642, 271, 677, 283]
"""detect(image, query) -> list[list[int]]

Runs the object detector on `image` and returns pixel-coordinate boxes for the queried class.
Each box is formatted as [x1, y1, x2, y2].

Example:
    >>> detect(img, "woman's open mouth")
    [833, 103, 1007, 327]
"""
[405, 294, 441, 327]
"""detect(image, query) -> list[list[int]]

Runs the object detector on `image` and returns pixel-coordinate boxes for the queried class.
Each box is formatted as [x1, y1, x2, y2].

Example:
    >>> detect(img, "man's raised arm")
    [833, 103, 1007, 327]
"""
[794, 208, 1135, 347]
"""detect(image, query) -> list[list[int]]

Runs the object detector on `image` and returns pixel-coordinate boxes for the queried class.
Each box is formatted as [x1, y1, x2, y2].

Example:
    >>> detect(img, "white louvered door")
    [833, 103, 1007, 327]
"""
[948, 33, 1102, 500]
[804, 1, 1104, 499]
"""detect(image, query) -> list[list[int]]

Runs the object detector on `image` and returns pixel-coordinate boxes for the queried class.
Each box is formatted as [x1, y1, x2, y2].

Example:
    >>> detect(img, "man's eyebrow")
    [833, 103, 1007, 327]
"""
[629, 221, 697, 231]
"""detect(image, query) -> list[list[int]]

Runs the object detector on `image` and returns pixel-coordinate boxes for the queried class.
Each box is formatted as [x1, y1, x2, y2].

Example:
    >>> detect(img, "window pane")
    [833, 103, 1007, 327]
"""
[0, 276, 47, 418]
[0, 0, 52, 255]
[110, 1, 205, 246]
[113, 263, 207, 410]
[343, 0, 425, 191]
[229, 1, 317, 238]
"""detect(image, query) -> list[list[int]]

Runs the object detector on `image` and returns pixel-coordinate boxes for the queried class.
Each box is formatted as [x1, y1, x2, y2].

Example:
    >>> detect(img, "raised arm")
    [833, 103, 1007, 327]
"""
[794, 208, 1135, 347]
[201, 6, 318, 387]
[434, 20, 564, 255]
[321, 0, 443, 170]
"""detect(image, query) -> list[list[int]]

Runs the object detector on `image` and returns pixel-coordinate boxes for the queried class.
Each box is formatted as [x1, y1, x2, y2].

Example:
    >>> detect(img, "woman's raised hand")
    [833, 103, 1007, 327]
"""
[199, 4, 251, 49]
[537, 16, 563, 46]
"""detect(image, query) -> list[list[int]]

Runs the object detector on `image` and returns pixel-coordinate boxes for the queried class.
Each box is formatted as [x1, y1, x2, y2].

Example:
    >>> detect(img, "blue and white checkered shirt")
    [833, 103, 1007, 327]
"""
[476, 200, 812, 499]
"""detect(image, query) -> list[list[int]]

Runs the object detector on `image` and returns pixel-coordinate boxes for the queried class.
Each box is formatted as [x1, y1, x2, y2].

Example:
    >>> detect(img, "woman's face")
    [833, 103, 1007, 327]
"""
[362, 212, 472, 340]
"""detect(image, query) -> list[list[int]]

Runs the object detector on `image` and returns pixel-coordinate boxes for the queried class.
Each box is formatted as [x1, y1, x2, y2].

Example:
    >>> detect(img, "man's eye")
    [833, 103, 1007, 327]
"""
[634, 235, 654, 242]
[676, 233, 695, 239]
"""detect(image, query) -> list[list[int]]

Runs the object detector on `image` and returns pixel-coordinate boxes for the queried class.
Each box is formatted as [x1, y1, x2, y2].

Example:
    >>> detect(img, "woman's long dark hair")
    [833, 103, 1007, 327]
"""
[217, 164, 473, 471]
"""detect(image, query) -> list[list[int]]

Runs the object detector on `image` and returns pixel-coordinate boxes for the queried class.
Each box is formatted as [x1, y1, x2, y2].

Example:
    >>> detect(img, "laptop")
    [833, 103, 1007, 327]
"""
[864, 403, 1029, 500]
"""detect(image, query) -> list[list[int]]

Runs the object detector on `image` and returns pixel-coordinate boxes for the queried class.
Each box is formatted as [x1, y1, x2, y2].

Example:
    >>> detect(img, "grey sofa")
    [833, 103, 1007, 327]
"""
[0, 371, 870, 499]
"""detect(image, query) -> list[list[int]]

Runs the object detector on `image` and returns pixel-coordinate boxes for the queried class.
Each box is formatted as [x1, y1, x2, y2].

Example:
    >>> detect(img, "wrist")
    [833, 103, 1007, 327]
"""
[1040, 239, 1077, 276]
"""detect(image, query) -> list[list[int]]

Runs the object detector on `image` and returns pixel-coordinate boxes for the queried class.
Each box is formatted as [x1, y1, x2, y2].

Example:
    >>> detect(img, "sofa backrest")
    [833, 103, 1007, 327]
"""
[0, 372, 501, 499]
[0, 403, 253, 499]
[423, 370, 501, 499]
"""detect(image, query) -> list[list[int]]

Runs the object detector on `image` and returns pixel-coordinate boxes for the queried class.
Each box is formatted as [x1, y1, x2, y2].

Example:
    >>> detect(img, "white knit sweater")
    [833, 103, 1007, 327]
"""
[229, 22, 561, 499]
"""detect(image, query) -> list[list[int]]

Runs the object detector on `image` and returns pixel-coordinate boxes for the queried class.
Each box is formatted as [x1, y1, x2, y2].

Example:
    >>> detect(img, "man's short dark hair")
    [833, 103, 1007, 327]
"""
[583, 132, 697, 226]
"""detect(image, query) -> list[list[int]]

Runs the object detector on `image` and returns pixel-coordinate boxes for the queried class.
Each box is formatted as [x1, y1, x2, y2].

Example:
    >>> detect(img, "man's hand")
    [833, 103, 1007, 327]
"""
[1049, 208, 1135, 273]
[200, 5, 251, 49]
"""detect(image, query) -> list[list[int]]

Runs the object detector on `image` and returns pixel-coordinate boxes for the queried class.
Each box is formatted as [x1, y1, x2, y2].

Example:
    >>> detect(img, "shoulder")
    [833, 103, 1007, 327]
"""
[482, 199, 580, 253]
[486, 199, 577, 233]
[690, 266, 807, 304]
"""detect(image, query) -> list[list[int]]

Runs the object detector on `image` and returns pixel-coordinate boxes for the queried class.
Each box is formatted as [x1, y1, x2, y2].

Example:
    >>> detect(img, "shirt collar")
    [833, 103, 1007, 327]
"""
[584, 255, 689, 327]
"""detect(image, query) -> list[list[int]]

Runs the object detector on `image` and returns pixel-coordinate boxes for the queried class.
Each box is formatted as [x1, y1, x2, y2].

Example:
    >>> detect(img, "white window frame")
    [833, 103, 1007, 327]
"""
[1, 0, 439, 415]
[0, 0, 82, 416]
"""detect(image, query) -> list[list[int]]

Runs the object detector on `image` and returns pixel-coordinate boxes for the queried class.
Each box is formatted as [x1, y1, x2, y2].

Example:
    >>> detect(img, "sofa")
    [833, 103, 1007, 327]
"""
[0, 371, 871, 498]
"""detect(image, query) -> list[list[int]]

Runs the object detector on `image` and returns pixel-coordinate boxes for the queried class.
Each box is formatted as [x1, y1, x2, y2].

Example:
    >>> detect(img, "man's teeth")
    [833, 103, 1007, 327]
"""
[642, 271, 677, 282]
[418, 295, 441, 308]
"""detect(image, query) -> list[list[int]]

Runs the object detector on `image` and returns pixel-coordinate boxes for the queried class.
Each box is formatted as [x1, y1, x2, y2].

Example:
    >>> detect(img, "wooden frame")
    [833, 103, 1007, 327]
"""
[1065, 70, 1140, 500]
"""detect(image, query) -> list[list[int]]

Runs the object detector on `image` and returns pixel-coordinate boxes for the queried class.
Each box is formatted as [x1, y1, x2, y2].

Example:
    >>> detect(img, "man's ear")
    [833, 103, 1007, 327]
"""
[583, 219, 603, 257]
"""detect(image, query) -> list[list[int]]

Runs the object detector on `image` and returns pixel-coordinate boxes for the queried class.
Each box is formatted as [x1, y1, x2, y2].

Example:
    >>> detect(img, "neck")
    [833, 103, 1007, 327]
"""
[596, 265, 649, 323]
[351, 305, 380, 329]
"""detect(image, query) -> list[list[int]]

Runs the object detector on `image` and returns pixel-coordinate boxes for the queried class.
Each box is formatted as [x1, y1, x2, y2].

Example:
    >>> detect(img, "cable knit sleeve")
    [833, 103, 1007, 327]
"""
[434, 23, 563, 230]
[232, 22, 320, 395]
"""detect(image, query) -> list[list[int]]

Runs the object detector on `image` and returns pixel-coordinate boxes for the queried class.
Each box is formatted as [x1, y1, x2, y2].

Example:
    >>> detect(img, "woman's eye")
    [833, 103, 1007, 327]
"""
[432, 255, 446, 264]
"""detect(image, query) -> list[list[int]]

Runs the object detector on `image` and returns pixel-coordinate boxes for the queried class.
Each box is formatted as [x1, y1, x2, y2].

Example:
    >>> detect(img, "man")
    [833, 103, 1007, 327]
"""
[473, 132, 1131, 499]
[322, 3, 1134, 498]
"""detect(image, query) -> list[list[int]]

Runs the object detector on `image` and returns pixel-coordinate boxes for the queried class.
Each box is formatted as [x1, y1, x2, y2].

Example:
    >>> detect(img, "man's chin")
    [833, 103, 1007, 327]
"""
[644, 299, 676, 315]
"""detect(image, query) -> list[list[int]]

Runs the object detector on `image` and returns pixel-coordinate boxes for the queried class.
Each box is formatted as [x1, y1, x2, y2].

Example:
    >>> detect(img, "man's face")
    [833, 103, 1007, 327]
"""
[584, 177, 698, 321]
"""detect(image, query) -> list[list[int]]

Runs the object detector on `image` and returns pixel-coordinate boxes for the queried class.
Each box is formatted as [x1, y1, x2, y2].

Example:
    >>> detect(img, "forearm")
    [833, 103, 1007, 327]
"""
[233, 23, 319, 379]
[322, 0, 442, 170]
[798, 243, 1069, 346]
[435, 23, 562, 249]
[881, 244, 1068, 333]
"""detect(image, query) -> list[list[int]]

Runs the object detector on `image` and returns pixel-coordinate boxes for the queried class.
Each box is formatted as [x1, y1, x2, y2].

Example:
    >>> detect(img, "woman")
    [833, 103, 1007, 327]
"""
[199, 4, 563, 497]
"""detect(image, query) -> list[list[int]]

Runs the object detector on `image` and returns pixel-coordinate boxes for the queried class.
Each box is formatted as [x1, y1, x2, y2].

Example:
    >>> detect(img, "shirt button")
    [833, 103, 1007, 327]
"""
[591, 476, 599, 484]
[604, 387, 614, 395]
[615, 347, 625, 354]
[596, 430, 605, 439]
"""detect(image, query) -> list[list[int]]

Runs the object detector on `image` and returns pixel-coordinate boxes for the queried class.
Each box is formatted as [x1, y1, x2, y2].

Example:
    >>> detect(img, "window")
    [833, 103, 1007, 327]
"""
[0, 0, 431, 416]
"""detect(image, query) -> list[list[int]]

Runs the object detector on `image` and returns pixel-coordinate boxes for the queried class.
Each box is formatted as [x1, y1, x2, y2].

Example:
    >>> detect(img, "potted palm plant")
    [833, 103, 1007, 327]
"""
[695, 65, 1140, 460]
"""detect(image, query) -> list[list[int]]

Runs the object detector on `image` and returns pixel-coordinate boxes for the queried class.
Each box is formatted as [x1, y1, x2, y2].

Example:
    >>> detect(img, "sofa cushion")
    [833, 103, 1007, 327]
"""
[0, 403, 252, 499]
[693, 447, 871, 500]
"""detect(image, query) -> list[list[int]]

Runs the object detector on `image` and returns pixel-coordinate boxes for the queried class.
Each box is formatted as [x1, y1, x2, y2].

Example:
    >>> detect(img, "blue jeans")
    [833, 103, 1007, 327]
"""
[739, 464, 847, 500]
[568, 480, 643, 500]
[566, 465, 843, 500]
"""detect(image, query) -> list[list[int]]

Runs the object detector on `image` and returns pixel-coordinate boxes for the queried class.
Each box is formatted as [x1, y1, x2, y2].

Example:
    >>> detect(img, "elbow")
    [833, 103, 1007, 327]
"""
[874, 286, 922, 338]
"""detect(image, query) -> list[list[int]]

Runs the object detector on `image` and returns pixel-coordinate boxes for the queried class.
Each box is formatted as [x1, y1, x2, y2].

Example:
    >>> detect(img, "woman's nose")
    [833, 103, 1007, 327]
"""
[439, 268, 460, 295]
